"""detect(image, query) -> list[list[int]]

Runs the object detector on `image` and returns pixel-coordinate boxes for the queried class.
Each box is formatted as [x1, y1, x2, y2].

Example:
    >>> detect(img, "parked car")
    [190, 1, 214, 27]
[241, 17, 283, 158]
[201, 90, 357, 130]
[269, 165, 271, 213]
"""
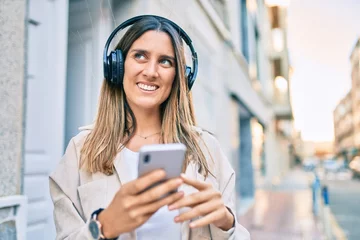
[323, 159, 342, 173]
[302, 158, 318, 172]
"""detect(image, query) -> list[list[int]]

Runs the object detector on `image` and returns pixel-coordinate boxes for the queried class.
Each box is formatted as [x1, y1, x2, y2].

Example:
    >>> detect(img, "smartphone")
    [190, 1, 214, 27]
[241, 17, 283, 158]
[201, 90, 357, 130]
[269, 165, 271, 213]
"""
[138, 143, 187, 194]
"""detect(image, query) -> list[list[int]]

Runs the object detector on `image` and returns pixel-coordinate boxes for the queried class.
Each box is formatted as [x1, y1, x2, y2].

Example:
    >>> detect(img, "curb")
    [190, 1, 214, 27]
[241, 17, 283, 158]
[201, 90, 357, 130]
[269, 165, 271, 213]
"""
[329, 210, 347, 240]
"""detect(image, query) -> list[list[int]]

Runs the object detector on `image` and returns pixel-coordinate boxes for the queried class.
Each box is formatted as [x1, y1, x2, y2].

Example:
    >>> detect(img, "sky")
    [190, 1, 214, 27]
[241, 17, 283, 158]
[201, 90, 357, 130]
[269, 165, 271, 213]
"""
[287, 0, 360, 142]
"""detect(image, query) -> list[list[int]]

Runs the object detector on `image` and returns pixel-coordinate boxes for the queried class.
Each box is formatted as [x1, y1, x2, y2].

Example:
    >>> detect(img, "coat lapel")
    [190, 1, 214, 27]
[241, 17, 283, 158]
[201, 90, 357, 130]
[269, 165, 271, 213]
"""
[112, 150, 139, 240]
[78, 149, 132, 214]
[179, 162, 200, 240]
[113, 149, 135, 186]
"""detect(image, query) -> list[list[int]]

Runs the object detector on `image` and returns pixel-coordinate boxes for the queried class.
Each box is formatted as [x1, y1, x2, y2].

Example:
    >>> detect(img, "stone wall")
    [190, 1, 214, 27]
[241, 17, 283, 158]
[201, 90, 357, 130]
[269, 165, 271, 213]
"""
[0, 0, 26, 197]
[0, 0, 27, 238]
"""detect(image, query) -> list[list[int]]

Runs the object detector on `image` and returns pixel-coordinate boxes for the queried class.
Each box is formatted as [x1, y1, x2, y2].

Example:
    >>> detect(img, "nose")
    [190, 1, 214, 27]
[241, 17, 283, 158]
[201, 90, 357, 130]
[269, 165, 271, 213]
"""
[142, 60, 159, 79]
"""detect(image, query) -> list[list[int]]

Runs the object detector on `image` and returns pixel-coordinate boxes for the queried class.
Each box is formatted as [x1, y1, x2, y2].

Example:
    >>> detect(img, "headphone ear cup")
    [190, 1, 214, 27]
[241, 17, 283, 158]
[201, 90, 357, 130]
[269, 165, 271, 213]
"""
[185, 65, 194, 90]
[116, 49, 124, 86]
[110, 51, 117, 85]
[104, 53, 111, 81]
[110, 50, 124, 87]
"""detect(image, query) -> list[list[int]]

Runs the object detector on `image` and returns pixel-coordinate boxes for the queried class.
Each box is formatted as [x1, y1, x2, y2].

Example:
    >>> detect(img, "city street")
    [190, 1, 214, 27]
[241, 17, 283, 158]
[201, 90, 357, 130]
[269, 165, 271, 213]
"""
[325, 176, 360, 240]
[1, 0, 359, 239]
[239, 168, 324, 240]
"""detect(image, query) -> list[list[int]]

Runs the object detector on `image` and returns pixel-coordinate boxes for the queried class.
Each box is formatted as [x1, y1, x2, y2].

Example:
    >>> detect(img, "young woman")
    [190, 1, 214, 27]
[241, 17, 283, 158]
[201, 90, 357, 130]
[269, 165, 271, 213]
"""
[50, 15, 250, 240]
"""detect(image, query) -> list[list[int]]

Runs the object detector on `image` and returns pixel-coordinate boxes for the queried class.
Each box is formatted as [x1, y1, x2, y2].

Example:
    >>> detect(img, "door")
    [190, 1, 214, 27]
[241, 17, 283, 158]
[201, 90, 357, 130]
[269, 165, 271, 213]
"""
[24, 0, 68, 239]
[65, 0, 108, 146]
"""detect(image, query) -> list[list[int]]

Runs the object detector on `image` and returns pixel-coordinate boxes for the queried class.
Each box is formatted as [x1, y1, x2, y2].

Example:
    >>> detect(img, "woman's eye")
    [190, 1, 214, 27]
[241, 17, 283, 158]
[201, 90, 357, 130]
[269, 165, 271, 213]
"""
[134, 53, 145, 60]
[160, 59, 172, 66]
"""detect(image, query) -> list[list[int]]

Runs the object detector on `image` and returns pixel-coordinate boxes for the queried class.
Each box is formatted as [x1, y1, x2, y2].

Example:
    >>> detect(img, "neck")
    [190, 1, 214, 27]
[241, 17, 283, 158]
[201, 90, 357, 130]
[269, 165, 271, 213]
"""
[130, 106, 162, 136]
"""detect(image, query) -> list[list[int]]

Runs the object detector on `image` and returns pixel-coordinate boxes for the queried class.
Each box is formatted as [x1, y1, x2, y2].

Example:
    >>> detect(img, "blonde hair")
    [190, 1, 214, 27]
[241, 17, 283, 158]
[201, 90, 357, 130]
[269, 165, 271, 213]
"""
[80, 16, 211, 177]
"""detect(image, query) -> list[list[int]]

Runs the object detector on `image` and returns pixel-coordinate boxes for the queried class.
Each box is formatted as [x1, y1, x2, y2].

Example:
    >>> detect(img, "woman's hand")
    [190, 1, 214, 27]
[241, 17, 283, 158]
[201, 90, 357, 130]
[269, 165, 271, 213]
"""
[168, 173, 234, 231]
[98, 169, 184, 238]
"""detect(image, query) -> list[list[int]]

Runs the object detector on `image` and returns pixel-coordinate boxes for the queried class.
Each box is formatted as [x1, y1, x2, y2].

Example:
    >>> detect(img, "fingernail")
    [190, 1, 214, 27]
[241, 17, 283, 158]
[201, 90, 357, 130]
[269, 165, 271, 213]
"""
[189, 222, 196, 228]
[174, 216, 180, 222]
[168, 205, 175, 210]
[158, 169, 166, 177]
[180, 173, 186, 178]
[176, 179, 183, 184]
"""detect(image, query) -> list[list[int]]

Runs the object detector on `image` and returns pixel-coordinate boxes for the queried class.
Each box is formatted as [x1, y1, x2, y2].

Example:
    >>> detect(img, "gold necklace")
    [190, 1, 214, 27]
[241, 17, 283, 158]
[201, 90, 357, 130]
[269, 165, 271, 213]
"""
[135, 132, 161, 139]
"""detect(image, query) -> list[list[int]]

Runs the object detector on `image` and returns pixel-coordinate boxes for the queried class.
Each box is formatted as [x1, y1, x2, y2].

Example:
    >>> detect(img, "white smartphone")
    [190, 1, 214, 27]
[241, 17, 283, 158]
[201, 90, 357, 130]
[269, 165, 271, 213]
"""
[138, 143, 187, 193]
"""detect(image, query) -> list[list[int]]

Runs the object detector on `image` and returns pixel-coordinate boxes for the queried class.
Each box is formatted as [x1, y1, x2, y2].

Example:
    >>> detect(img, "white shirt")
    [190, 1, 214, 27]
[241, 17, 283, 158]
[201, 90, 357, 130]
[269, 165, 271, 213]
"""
[119, 147, 181, 240]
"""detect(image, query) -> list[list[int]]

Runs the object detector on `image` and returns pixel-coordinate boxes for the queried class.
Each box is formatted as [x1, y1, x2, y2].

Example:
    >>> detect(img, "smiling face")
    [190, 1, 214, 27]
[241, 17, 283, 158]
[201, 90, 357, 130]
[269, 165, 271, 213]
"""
[123, 30, 176, 112]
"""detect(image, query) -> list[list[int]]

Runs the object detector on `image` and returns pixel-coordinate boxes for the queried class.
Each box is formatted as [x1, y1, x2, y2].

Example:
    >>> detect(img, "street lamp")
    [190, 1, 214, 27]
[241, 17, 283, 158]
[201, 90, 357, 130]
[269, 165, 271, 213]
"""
[274, 76, 288, 92]
[272, 28, 284, 52]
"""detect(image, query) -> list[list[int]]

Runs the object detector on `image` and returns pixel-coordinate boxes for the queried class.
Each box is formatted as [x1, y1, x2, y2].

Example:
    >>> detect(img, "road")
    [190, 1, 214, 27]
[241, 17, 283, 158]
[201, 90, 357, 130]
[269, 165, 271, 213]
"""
[325, 176, 360, 240]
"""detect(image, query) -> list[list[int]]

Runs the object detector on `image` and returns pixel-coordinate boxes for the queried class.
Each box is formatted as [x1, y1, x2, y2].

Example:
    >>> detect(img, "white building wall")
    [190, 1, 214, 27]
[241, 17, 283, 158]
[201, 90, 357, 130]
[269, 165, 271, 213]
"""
[256, 1, 274, 102]
[24, 0, 69, 239]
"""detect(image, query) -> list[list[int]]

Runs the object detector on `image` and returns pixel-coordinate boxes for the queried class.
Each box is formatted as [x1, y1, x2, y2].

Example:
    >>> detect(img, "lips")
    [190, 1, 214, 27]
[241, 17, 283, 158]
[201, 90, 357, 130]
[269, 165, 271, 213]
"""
[137, 82, 159, 91]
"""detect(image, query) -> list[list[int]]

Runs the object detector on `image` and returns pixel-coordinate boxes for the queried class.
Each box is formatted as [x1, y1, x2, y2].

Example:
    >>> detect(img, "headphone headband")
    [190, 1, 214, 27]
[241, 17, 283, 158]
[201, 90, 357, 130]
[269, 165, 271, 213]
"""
[103, 15, 198, 90]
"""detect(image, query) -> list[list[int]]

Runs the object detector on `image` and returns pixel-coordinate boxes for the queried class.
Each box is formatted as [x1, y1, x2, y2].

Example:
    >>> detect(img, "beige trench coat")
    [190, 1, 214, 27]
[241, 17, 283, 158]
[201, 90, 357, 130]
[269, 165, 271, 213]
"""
[49, 125, 251, 240]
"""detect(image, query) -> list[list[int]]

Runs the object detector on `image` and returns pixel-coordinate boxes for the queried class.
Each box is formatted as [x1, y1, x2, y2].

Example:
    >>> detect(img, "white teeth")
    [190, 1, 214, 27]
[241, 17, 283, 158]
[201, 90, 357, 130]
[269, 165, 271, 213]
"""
[137, 83, 158, 91]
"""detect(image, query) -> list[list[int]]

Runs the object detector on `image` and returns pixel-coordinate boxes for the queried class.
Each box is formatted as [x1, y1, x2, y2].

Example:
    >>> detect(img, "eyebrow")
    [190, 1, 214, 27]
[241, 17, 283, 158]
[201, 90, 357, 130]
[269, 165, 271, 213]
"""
[130, 49, 175, 62]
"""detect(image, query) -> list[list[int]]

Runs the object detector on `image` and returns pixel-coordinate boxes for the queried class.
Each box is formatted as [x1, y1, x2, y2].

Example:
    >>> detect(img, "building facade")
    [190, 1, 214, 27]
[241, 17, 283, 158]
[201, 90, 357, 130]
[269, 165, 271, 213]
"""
[263, 1, 295, 182]
[351, 39, 360, 148]
[334, 91, 354, 154]
[1, 0, 293, 238]
[333, 39, 360, 160]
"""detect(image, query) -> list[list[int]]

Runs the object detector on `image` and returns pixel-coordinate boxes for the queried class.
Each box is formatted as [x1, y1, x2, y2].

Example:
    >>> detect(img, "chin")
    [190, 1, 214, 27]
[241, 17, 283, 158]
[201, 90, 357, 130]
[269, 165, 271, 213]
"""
[134, 100, 161, 111]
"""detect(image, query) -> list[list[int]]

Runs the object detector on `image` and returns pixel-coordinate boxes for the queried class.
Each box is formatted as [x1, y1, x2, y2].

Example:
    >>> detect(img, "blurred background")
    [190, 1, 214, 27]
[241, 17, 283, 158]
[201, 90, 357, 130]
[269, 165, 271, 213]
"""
[1, 0, 360, 239]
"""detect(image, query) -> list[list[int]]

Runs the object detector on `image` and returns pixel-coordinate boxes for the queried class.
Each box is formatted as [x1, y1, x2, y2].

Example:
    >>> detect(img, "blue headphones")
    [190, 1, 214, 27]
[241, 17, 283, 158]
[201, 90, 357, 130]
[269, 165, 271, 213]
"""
[103, 15, 198, 90]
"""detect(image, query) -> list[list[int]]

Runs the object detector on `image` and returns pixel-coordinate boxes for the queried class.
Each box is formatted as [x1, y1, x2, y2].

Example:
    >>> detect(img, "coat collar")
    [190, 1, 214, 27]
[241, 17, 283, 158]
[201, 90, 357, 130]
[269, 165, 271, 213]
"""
[113, 149, 134, 186]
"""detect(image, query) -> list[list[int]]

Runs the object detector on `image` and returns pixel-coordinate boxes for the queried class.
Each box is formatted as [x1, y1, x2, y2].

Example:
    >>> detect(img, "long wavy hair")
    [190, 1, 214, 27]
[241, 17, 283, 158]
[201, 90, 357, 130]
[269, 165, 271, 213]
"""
[80, 16, 211, 177]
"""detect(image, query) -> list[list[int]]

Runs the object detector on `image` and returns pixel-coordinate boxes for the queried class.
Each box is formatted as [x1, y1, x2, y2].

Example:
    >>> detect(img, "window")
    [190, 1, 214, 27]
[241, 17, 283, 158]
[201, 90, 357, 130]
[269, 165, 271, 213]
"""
[270, 6, 279, 29]
[240, 0, 249, 61]
[273, 58, 282, 77]
[255, 25, 261, 80]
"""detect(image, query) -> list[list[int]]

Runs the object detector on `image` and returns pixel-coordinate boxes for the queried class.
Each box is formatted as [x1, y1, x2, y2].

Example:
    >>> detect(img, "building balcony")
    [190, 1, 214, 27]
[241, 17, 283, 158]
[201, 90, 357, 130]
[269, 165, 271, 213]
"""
[272, 89, 293, 120]
[273, 103, 293, 120]
[336, 127, 355, 142]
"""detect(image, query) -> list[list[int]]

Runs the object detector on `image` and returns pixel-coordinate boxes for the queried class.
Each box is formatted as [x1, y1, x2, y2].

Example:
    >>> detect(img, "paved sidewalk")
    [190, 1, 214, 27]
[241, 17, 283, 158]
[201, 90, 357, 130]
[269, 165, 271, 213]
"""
[238, 168, 325, 240]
